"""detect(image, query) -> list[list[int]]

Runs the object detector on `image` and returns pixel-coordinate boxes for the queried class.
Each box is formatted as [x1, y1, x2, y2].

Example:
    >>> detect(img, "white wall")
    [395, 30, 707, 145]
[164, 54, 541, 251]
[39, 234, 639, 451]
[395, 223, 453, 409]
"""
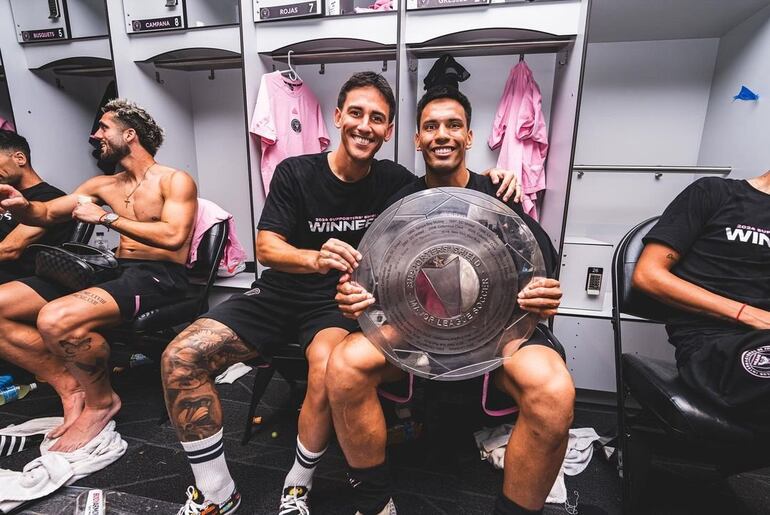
[575, 38, 719, 166]
[190, 68, 254, 259]
[698, 5, 770, 179]
[411, 53, 556, 176]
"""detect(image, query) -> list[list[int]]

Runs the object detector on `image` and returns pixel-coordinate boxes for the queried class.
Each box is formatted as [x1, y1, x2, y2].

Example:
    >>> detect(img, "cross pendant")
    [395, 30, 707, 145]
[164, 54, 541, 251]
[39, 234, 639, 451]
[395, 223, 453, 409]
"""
[124, 199, 131, 208]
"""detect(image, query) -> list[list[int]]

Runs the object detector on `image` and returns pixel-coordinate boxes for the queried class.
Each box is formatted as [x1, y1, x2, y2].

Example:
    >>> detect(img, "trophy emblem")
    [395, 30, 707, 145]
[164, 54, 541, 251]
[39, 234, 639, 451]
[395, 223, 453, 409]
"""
[353, 188, 546, 380]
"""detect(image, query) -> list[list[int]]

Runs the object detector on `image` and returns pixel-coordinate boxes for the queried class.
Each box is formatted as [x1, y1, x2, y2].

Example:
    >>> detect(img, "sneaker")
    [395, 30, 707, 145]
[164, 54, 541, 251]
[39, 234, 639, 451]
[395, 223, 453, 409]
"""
[355, 498, 397, 515]
[279, 485, 310, 515]
[177, 485, 241, 515]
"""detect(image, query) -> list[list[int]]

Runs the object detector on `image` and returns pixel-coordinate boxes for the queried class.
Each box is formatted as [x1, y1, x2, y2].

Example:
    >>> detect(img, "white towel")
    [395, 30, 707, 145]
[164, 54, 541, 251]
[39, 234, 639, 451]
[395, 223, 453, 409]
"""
[215, 362, 252, 384]
[0, 419, 127, 513]
[473, 425, 603, 504]
[0, 417, 62, 437]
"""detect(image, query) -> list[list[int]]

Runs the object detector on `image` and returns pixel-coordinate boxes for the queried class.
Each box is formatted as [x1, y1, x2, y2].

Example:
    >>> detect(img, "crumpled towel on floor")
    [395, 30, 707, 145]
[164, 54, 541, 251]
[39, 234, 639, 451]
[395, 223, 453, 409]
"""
[473, 425, 604, 504]
[0, 418, 127, 513]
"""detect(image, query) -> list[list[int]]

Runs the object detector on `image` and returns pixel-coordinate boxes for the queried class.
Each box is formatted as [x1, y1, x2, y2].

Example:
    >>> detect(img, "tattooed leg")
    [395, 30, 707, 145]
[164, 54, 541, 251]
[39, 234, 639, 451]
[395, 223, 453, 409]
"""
[36, 289, 123, 452]
[161, 318, 258, 442]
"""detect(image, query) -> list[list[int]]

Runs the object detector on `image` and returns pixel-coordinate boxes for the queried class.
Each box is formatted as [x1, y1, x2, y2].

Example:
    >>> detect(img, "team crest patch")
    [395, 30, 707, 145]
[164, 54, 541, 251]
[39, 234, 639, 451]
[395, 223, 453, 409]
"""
[291, 119, 302, 133]
[741, 345, 770, 378]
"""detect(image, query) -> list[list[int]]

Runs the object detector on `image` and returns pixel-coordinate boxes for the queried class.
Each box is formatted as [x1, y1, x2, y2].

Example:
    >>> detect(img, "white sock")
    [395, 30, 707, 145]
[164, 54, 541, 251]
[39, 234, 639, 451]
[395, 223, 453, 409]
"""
[181, 429, 235, 504]
[283, 436, 326, 491]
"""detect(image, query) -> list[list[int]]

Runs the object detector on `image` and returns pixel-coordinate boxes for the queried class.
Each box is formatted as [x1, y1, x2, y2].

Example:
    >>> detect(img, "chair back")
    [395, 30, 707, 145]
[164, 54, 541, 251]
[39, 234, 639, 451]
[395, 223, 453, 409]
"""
[611, 217, 671, 324]
[189, 220, 228, 313]
[68, 221, 95, 245]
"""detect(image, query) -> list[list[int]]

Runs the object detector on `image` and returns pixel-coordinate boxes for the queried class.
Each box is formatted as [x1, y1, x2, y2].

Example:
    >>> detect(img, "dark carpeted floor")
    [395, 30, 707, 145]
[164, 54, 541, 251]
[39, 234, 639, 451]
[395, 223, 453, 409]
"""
[1, 359, 769, 515]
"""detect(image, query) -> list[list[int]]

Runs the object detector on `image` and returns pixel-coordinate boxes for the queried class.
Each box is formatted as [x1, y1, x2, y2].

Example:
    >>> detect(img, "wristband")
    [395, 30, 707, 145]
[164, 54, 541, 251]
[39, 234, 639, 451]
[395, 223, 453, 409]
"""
[736, 303, 747, 322]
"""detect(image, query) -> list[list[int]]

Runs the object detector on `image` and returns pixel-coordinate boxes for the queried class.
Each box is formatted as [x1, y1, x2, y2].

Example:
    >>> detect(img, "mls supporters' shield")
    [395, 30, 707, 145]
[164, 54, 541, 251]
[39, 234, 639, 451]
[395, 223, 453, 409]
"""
[353, 187, 546, 380]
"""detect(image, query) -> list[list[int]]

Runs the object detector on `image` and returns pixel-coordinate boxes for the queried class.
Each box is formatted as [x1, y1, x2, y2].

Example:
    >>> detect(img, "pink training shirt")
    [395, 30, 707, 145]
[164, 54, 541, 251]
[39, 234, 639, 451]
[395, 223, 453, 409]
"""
[488, 61, 549, 220]
[250, 72, 330, 195]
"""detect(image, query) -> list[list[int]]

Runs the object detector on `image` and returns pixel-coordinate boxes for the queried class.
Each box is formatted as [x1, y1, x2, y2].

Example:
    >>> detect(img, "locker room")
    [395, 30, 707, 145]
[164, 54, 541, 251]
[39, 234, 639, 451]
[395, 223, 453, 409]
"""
[0, 0, 769, 514]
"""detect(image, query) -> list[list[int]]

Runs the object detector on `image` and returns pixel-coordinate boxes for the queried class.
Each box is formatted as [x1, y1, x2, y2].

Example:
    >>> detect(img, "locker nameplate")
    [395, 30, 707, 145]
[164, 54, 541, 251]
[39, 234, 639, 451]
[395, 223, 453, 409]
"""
[130, 15, 184, 33]
[254, 0, 321, 22]
[21, 28, 66, 42]
[407, 0, 490, 10]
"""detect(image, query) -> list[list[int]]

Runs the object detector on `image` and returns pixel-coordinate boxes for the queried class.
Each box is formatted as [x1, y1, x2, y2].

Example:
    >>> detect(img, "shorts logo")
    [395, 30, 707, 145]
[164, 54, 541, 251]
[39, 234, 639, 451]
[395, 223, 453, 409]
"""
[741, 345, 770, 378]
[291, 119, 302, 133]
[245, 287, 261, 296]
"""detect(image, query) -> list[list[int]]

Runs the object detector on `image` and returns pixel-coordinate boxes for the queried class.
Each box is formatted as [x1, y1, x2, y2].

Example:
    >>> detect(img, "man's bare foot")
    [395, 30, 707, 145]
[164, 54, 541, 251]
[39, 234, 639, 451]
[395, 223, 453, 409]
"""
[49, 390, 85, 439]
[49, 392, 121, 453]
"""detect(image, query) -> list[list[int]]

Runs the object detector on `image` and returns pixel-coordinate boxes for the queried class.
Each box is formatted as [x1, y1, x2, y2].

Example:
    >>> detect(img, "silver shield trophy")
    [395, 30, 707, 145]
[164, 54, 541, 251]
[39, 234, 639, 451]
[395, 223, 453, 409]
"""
[353, 187, 546, 381]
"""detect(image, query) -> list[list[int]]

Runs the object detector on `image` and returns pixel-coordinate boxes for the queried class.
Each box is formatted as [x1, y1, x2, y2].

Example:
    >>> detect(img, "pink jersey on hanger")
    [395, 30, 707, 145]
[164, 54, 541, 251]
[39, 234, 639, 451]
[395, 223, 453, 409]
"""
[0, 116, 15, 132]
[250, 71, 330, 195]
[488, 61, 549, 220]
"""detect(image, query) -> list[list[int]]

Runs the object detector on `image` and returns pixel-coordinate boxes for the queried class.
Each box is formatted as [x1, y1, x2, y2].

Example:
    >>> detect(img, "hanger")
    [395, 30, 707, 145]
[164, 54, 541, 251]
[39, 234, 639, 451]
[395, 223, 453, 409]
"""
[519, 53, 525, 62]
[280, 50, 302, 83]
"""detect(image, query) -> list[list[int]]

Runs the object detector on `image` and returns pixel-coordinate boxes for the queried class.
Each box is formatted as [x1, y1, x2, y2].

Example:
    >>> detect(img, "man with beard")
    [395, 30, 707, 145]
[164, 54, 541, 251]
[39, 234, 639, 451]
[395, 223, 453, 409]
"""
[0, 99, 197, 452]
[327, 86, 571, 515]
[160, 72, 519, 515]
[0, 130, 72, 282]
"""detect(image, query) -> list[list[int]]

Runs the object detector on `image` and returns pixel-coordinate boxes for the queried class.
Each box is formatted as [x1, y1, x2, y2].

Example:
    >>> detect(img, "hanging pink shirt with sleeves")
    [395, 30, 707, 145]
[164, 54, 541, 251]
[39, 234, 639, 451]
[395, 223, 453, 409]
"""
[250, 71, 330, 195]
[488, 61, 549, 220]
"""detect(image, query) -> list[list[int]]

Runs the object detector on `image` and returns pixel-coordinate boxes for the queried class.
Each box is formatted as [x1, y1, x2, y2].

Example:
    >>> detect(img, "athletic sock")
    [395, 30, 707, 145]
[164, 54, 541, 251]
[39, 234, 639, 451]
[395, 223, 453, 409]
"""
[347, 461, 393, 515]
[493, 493, 543, 515]
[283, 436, 326, 490]
[180, 428, 235, 504]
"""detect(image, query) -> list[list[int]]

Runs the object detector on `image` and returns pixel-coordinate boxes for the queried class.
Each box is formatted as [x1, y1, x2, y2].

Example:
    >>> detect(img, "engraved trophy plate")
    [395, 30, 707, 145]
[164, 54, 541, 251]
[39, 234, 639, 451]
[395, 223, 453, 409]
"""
[354, 187, 546, 380]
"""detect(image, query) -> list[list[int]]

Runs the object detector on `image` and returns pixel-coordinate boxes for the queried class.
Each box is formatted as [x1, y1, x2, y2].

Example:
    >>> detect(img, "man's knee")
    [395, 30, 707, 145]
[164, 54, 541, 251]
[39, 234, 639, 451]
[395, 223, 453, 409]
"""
[37, 301, 90, 345]
[161, 328, 210, 385]
[326, 333, 387, 399]
[504, 348, 575, 438]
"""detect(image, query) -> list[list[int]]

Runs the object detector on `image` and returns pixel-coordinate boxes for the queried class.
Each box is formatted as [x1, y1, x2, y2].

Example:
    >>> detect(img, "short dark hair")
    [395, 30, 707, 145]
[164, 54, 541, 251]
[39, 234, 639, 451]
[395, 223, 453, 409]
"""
[416, 86, 472, 129]
[0, 130, 31, 164]
[337, 72, 396, 122]
[102, 99, 164, 156]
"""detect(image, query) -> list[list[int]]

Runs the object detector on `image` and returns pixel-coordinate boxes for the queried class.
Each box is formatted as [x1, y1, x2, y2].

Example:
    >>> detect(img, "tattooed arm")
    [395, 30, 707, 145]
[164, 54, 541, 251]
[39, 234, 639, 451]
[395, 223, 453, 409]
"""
[633, 242, 770, 329]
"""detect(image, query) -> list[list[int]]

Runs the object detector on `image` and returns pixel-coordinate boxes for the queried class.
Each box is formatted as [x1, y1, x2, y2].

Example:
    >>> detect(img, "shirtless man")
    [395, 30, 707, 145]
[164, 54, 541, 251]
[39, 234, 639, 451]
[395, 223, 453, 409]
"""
[0, 99, 197, 451]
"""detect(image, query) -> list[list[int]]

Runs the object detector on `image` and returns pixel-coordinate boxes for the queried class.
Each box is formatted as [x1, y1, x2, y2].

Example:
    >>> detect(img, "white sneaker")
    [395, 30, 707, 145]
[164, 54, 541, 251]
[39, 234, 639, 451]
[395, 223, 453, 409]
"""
[355, 498, 397, 515]
[279, 485, 310, 515]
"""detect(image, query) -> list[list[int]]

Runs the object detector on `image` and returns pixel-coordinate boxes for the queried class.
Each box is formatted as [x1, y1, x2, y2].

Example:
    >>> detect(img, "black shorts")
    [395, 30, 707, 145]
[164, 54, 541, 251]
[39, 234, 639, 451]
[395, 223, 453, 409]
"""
[201, 278, 360, 355]
[379, 324, 566, 416]
[18, 259, 189, 320]
[675, 327, 770, 423]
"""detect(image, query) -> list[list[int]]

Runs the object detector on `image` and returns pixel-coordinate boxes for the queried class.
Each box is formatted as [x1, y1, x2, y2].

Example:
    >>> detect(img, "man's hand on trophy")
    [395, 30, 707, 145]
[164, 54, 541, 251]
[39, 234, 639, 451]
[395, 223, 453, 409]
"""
[481, 167, 522, 203]
[336, 273, 375, 319]
[315, 238, 362, 274]
[0, 184, 29, 215]
[517, 278, 562, 319]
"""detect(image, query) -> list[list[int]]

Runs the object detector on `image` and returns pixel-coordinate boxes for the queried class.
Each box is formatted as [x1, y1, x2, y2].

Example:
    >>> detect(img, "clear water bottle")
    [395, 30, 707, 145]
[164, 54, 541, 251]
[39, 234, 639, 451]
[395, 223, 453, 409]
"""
[93, 232, 109, 253]
[0, 374, 12, 389]
[0, 383, 37, 405]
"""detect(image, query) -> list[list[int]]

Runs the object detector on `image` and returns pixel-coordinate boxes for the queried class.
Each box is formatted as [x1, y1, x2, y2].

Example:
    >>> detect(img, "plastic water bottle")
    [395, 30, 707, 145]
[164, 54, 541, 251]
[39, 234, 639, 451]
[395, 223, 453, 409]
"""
[0, 383, 37, 405]
[93, 232, 109, 253]
[0, 374, 12, 389]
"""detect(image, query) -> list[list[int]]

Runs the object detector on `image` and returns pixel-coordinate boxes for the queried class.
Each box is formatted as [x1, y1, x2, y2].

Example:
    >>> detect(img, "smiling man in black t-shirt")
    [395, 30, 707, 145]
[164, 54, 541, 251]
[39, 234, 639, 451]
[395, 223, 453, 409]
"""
[160, 73, 521, 515]
[0, 130, 72, 283]
[634, 173, 770, 423]
[327, 86, 572, 515]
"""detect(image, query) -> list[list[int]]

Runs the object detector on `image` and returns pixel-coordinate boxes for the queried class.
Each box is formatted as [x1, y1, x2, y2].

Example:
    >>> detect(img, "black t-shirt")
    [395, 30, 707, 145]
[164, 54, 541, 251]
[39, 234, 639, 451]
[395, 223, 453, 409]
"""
[385, 171, 558, 276]
[257, 152, 415, 290]
[644, 177, 770, 337]
[0, 182, 72, 277]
